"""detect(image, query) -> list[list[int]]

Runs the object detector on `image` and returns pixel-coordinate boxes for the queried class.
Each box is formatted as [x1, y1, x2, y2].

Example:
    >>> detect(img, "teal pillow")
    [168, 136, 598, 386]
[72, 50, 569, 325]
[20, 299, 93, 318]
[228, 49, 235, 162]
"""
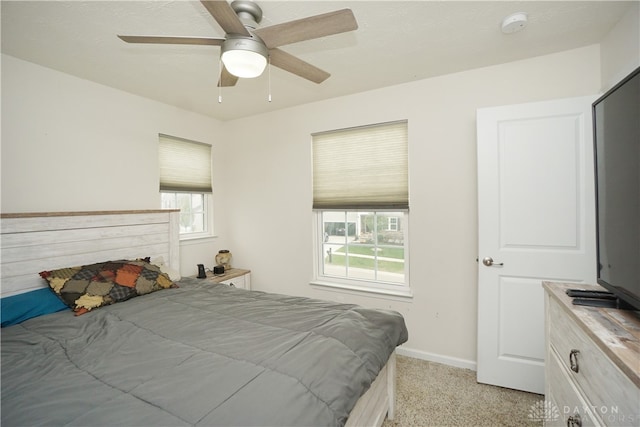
[1, 288, 69, 327]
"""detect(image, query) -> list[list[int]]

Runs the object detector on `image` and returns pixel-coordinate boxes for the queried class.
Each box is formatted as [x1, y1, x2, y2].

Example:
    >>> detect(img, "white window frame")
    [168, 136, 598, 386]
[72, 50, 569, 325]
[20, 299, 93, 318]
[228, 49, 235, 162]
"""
[311, 210, 412, 299]
[310, 120, 411, 299]
[158, 134, 214, 241]
[160, 192, 214, 241]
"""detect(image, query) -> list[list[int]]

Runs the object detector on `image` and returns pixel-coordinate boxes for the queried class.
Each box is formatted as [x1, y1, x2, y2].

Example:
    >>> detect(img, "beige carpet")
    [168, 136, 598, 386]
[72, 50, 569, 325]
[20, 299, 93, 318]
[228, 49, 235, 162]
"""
[382, 355, 544, 427]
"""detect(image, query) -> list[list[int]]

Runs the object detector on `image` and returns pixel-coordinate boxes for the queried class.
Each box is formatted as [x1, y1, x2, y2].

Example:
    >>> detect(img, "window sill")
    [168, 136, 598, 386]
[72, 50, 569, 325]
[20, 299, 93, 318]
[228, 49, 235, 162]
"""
[310, 280, 413, 301]
[179, 234, 217, 246]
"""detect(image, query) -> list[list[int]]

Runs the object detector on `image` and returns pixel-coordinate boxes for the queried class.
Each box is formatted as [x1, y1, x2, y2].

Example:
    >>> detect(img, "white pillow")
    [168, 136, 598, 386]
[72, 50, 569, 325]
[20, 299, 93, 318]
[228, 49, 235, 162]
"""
[151, 256, 181, 281]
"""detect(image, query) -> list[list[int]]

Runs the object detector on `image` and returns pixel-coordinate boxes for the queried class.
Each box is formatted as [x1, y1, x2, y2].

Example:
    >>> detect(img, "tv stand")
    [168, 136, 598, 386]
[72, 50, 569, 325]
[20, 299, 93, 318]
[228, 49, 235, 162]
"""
[544, 282, 640, 426]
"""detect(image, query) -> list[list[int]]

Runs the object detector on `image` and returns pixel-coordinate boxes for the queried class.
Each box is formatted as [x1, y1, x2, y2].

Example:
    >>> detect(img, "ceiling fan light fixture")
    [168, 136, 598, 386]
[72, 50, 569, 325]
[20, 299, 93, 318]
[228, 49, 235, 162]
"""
[221, 37, 268, 78]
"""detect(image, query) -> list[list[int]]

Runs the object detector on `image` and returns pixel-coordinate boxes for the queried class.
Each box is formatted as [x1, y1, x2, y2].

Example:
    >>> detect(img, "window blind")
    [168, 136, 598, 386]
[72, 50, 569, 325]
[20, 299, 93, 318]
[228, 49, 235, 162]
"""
[159, 134, 212, 193]
[312, 120, 409, 210]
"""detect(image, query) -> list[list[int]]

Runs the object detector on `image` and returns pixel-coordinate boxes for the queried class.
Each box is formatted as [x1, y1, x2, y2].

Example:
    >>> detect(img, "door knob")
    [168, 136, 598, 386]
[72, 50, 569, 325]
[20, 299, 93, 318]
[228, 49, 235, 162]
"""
[482, 257, 504, 267]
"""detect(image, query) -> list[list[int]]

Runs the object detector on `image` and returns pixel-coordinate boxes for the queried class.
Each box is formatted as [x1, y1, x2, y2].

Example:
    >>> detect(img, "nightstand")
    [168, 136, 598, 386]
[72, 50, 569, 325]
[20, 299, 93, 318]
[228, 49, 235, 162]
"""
[202, 268, 251, 290]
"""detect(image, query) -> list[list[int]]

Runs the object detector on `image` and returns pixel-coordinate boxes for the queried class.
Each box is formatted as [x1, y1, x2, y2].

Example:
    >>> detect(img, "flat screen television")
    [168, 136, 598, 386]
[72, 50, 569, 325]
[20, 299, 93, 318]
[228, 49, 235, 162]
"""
[593, 65, 640, 311]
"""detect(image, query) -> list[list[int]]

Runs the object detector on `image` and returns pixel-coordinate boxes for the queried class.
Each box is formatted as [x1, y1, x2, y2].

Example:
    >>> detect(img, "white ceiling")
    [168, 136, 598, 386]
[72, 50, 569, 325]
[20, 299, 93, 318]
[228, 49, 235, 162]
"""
[1, 1, 633, 121]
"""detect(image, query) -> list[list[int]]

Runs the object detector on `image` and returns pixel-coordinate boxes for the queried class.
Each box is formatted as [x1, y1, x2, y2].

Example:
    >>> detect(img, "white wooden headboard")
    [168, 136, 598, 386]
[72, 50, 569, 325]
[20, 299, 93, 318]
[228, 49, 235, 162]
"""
[0, 210, 180, 298]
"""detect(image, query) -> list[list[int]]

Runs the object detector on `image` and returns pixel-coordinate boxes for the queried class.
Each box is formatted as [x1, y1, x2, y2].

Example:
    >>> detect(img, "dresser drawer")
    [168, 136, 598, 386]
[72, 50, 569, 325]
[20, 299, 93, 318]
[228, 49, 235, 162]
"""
[548, 298, 639, 425]
[546, 349, 601, 427]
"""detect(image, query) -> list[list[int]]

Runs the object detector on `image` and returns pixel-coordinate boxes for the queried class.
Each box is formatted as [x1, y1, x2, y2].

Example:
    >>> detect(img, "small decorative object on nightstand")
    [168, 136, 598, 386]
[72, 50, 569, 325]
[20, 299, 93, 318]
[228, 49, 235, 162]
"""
[215, 249, 232, 270]
[205, 268, 251, 290]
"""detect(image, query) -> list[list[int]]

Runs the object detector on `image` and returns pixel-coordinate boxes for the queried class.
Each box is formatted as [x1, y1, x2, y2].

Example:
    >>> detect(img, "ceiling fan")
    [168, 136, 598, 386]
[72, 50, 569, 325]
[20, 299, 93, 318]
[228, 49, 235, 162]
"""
[118, 0, 358, 87]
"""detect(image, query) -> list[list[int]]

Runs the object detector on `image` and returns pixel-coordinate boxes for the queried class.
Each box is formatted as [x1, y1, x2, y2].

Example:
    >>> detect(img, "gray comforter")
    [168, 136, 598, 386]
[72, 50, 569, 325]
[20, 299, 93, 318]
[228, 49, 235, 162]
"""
[1, 278, 408, 426]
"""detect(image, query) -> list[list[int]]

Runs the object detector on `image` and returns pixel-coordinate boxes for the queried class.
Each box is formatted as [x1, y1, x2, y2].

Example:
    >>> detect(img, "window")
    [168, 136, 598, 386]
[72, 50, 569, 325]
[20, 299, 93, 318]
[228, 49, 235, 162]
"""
[319, 210, 407, 285]
[160, 192, 210, 235]
[312, 121, 410, 297]
[159, 134, 213, 238]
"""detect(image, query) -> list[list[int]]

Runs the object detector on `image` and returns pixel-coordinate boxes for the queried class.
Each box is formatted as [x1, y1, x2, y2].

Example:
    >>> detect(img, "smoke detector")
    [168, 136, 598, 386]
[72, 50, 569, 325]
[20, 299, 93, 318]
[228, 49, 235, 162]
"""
[501, 12, 528, 34]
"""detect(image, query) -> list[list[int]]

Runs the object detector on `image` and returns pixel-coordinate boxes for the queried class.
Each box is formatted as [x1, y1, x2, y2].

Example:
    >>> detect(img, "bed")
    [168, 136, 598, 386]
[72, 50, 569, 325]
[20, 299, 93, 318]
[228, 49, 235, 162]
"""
[0, 210, 408, 426]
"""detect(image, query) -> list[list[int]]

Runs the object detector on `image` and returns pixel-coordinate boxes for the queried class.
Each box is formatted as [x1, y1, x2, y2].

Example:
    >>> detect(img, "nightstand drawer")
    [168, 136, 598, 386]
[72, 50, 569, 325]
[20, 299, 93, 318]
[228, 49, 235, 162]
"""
[219, 274, 246, 289]
[203, 269, 251, 290]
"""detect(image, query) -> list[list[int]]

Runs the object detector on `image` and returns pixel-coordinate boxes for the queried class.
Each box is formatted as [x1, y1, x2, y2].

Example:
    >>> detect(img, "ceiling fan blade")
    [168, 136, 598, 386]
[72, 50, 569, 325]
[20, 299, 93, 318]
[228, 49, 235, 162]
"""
[118, 35, 225, 46]
[200, 0, 250, 37]
[268, 48, 330, 84]
[255, 9, 357, 49]
[218, 66, 239, 87]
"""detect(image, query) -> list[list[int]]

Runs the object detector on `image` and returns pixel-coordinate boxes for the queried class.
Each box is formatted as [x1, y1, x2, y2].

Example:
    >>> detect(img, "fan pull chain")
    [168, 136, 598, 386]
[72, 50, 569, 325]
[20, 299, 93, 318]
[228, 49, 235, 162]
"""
[268, 56, 272, 102]
[218, 58, 223, 103]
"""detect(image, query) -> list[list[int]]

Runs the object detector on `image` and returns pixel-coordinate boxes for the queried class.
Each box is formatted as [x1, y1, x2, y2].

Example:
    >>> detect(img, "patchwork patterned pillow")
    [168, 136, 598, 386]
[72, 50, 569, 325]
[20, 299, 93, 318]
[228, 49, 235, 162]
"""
[40, 259, 176, 316]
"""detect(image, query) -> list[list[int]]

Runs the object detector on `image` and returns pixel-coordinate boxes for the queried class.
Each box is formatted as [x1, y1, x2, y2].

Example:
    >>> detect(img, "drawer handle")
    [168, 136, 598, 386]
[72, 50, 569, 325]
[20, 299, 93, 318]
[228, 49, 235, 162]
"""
[567, 414, 582, 427]
[229, 283, 235, 288]
[569, 349, 580, 373]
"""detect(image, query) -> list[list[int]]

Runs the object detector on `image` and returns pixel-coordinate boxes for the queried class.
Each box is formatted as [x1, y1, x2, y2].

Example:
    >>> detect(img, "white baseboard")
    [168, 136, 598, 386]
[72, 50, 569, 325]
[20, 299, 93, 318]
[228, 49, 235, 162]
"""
[396, 346, 477, 371]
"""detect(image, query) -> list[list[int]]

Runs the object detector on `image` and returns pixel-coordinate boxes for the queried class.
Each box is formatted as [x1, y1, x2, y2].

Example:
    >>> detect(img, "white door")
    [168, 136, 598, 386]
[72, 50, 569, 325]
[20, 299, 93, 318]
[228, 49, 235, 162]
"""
[476, 96, 598, 394]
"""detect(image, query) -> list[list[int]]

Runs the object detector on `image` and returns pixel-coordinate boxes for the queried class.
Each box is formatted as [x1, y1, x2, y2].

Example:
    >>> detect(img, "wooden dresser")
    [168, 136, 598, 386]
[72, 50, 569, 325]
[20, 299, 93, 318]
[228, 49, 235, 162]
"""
[543, 282, 640, 426]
